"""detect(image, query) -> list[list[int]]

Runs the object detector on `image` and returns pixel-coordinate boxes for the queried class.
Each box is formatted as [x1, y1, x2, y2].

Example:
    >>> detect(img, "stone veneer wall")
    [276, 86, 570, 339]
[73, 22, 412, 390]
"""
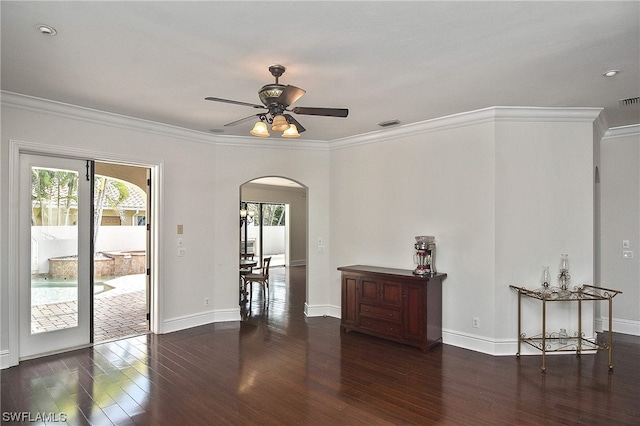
[49, 252, 145, 278]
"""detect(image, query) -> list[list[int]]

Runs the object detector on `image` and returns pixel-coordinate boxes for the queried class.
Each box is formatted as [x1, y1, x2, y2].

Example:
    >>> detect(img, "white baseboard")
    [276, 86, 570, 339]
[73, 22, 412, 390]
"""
[304, 303, 341, 319]
[442, 329, 512, 355]
[442, 330, 598, 356]
[1, 350, 12, 369]
[161, 308, 241, 334]
[595, 317, 640, 336]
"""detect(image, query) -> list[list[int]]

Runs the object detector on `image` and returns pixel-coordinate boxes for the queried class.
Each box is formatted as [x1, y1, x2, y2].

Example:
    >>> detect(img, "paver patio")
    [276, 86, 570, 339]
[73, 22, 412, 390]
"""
[31, 274, 148, 342]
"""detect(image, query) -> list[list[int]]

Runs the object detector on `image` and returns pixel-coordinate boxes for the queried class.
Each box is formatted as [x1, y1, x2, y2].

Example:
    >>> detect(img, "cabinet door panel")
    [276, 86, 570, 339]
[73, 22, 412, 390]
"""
[359, 278, 380, 302]
[403, 283, 425, 341]
[342, 276, 358, 326]
[380, 281, 402, 306]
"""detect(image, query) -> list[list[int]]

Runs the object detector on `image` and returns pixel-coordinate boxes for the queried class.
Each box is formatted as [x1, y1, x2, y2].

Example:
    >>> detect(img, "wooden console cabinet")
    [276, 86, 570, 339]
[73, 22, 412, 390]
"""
[338, 265, 447, 351]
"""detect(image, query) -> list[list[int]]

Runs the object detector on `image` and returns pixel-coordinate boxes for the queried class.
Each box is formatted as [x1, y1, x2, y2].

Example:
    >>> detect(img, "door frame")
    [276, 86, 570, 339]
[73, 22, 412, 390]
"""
[6, 140, 163, 366]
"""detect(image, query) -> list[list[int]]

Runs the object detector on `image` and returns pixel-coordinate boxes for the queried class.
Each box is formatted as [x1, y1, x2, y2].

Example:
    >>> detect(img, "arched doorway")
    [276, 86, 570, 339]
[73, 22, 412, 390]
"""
[239, 177, 308, 314]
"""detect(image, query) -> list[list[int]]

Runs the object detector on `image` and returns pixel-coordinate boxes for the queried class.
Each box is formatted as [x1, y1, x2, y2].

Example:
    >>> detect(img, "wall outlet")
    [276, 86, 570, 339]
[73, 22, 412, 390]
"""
[623, 250, 633, 259]
[178, 247, 186, 257]
[472, 317, 480, 328]
[204, 297, 209, 306]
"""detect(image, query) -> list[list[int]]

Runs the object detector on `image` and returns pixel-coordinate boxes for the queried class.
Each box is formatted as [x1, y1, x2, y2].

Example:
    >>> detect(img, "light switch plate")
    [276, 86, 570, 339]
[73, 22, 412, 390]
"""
[623, 250, 633, 259]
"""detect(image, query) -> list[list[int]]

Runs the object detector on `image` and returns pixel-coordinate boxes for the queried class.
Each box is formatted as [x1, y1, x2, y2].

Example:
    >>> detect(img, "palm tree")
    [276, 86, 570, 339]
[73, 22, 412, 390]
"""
[54, 171, 78, 225]
[31, 168, 54, 225]
[93, 176, 129, 250]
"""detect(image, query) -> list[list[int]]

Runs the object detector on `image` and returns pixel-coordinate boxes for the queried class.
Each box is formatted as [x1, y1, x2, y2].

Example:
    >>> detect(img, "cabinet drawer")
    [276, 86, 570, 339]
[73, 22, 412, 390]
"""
[360, 303, 402, 322]
[359, 317, 401, 335]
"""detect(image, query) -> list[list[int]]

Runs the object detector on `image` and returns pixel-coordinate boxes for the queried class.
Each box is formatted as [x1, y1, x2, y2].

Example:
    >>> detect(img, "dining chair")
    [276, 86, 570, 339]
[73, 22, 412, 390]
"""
[239, 253, 256, 304]
[244, 257, 272, 307]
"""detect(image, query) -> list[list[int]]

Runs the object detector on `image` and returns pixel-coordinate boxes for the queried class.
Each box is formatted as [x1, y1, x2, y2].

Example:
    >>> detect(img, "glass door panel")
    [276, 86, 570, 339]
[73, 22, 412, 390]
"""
[20, 154, 91, 358]
[30, 166, 80, 333]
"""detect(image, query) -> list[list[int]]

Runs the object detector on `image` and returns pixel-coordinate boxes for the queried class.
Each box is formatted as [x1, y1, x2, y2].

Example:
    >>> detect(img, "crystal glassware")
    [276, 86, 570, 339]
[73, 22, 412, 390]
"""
[559, 328, 568, 345]
[541, 266, 551, 288]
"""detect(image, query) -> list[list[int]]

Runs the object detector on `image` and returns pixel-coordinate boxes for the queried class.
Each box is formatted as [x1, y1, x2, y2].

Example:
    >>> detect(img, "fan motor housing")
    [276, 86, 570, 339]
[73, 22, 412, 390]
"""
[258, 83, 285, 107]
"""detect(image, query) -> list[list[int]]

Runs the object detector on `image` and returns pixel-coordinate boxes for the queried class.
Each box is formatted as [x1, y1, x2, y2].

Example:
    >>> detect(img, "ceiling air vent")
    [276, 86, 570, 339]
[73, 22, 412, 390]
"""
[619, 97, 640, 107]
[378, 119, 401, 128]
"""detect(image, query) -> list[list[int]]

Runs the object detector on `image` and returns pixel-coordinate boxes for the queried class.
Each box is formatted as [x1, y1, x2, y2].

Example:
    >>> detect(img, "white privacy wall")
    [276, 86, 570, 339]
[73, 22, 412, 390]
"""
[329, 108, 600, 355]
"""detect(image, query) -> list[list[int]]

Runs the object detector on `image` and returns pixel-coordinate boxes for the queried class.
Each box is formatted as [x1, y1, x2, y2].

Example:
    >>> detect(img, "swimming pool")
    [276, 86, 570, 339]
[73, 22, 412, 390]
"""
[30, 277, 114, 306]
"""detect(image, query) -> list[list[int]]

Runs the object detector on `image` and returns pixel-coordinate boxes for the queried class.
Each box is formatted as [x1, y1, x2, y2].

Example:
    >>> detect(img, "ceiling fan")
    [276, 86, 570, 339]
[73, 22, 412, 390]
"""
[205, 64, 348, 138]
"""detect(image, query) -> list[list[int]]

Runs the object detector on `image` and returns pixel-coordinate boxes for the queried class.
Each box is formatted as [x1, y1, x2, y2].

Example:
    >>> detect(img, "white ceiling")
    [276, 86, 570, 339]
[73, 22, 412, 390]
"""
[2, 1, 639, 142]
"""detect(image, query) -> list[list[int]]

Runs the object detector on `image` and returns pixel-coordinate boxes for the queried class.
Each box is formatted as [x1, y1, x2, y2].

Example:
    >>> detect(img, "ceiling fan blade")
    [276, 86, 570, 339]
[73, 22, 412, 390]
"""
[291, 107, 349, 117]
[224, 114, 262, 127]
[284, 114, 306, 133]
[277, 85, 306, 107]
[205, 97, 265, 109]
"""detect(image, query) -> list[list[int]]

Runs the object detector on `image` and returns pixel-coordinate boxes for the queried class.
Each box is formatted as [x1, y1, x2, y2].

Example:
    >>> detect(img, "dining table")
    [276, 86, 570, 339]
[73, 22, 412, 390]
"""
[239, 258, 258, 304]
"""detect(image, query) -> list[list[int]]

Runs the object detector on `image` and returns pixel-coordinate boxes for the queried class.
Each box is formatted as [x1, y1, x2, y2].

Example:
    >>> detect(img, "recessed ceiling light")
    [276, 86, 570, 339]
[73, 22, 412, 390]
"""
[603, 70, 620, 77]
[36, 24, 57, 36]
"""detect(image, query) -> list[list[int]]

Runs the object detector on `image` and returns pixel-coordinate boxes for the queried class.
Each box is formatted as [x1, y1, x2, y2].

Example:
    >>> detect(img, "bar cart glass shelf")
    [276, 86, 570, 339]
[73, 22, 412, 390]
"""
[509, 284, 622, 372]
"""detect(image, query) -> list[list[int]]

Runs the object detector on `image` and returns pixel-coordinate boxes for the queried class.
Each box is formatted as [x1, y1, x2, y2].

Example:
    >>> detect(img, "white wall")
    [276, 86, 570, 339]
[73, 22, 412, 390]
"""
[330, 107, 600, 354]
[1, 92, 619, 366]
[494, 119, 596, 347]
[0, 93, 330, 366]
[599, 126, 640, 335]
[213, 143, 331, 317]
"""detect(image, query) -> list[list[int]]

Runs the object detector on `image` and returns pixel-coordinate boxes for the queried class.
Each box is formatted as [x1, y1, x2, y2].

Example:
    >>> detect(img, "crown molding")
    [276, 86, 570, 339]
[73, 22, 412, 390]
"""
[329, 106, 604, 150]
[214, 135, 330, 151]
[1, 91, 330, 150]
[3, 92, 607, 151]
[602, 124, 640, 140]
[1, 91, 218, 145]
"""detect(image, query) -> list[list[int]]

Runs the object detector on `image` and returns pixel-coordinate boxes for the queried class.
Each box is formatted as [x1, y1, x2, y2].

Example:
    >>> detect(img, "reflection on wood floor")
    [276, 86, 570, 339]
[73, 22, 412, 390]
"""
[2, 266, 639, 424]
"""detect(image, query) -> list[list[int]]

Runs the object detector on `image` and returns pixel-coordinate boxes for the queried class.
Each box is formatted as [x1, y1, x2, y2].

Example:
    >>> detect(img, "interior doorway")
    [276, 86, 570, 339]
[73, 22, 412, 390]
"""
[239, 177, 307, 313]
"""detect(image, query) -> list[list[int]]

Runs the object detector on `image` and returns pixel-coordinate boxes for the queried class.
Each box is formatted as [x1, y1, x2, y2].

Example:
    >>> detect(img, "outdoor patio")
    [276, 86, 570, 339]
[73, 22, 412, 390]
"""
[31, 274, 148, 342]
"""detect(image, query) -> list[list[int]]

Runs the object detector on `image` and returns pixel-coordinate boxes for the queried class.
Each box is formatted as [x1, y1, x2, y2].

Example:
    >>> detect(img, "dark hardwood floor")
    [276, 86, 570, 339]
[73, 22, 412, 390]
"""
[2, 266, 639, 425]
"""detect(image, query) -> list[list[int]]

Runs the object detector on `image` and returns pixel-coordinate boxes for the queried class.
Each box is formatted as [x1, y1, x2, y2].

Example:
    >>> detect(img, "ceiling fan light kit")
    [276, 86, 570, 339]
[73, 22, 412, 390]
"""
[282, 124, 300, 138]
[271, 115, 290, 132]
[205, 64, 348, 138]
[250, 121, 270, 137]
